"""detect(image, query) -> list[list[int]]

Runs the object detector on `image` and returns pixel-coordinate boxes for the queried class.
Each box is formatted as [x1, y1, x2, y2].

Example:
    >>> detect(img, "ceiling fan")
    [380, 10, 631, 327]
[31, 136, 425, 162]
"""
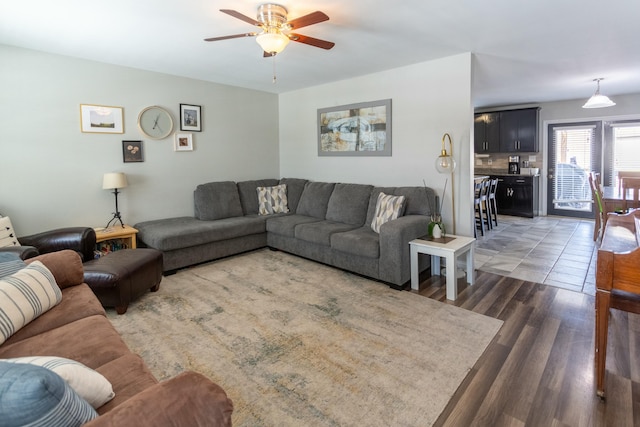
[204, 3, 335, 56]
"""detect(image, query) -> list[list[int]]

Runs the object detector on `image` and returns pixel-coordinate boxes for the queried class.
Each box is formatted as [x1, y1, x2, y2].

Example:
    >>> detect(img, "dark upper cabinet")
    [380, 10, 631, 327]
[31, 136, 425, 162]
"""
[499, 108, 539, 152]
[474, 112, 500, 153]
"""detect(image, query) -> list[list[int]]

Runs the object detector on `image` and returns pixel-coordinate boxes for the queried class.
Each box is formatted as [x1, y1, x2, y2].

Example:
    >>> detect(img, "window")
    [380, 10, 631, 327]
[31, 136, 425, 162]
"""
[603, 121, 640, 186]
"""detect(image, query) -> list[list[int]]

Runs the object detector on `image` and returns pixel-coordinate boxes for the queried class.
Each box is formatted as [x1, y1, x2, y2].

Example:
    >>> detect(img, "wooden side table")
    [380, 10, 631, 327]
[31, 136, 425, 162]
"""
[94, 225, 138, 255]
[409, 234, 476, 300]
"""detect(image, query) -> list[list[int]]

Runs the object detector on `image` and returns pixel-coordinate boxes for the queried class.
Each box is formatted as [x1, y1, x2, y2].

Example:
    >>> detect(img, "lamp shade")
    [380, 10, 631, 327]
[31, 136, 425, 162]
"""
[582, 78, 616, 109]
[102, 172, 128, 190]
[582, 94, 616, 108]
[256, 32, 290, 54]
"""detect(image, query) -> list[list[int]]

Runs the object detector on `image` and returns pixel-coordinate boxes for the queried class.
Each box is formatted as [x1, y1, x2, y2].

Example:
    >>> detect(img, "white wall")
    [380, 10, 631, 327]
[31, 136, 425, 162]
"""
[0, 45, 280, 235]
[279, 53, 474, 236]
[538, 93, 640, 214]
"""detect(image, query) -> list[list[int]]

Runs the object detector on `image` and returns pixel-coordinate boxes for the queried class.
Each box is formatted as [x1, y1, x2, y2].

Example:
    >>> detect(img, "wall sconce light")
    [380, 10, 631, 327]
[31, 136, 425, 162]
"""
[102, 172, 128, 228]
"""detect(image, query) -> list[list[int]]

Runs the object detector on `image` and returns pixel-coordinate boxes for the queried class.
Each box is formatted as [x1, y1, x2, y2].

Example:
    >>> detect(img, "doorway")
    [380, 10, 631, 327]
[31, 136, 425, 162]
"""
[547, 121, 602, 218]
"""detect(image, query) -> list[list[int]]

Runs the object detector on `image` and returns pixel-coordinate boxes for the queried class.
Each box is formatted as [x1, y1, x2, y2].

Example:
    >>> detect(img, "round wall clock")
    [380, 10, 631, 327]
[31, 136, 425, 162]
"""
[137, 106, 174, 140]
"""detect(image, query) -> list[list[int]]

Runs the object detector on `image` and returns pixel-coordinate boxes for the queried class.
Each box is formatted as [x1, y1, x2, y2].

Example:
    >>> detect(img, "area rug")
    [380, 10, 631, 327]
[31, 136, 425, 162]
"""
[107, 249, 503, 426]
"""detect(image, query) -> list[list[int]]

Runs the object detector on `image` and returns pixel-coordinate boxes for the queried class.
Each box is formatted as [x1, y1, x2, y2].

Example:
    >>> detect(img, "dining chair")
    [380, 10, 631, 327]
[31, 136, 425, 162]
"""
[617, 171, 640, 188]
[621, 177, 640, 210]
[589, 172, 604, 242]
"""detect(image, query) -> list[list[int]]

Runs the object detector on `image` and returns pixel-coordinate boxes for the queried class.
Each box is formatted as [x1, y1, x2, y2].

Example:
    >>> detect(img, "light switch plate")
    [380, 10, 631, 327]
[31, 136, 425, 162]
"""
[529, 155, 536, 161]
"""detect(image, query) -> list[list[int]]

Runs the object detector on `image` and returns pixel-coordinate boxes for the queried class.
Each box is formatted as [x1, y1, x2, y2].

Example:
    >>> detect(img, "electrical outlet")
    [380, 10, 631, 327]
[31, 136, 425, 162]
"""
[488, 159, 493, 165]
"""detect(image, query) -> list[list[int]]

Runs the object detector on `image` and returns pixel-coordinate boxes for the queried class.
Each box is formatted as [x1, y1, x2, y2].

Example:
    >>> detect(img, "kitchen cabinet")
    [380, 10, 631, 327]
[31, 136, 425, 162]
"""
[493, 175, 539, 218]
[474, 112, 500, 153]
[499, 108, 539, 152]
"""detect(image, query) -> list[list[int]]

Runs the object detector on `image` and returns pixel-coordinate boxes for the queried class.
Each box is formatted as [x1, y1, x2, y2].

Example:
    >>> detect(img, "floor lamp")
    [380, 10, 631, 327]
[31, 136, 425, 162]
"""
[103, 172, 128, 228]
[435, 133, 456, 235]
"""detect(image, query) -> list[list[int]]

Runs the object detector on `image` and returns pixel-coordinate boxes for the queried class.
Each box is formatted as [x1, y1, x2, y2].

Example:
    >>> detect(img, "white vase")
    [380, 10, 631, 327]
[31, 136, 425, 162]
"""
[432, 223, 442, 238]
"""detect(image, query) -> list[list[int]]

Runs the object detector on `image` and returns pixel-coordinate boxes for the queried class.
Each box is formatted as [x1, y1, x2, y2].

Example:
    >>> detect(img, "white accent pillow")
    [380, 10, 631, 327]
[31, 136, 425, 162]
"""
[3, 356, 115, 408]
[0, 216, 20, 247]
[257, 184, 289, 215]
[0, 261, 62, 344]
[371, 192, 406, 233]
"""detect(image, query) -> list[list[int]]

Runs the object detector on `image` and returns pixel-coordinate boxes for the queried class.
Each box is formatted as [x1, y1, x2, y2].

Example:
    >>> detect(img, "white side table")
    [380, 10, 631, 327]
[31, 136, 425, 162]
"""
[409, 234, 476, 300]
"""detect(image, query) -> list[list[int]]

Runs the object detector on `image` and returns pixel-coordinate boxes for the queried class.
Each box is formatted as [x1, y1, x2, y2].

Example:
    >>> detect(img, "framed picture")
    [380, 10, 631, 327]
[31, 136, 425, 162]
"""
[122, 140, 143, 162]
[179, 104, 202, 132]
[174, 133, 193, 151]
[80, 104, 124, 134]
[317, 99, 392, 156]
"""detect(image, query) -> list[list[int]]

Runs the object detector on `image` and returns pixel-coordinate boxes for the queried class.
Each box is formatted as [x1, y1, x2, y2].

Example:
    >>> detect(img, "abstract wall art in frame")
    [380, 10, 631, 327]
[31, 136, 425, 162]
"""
[80, 104, 124, 133]
[179, 104, 201, 132]
[317, 99, 392, 156]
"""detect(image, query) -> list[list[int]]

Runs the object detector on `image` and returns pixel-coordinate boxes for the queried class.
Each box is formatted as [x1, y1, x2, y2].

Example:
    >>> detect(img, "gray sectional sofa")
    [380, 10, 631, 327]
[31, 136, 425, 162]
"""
[134, 178, 437, 288]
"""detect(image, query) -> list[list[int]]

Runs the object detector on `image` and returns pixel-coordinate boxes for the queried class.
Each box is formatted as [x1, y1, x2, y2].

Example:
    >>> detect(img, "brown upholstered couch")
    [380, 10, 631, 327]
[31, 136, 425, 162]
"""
[0, 249, 233, 426]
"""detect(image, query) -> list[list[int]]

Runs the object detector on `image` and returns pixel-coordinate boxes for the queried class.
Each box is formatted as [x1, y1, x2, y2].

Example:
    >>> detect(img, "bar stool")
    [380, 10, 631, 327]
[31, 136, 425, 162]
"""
[474, 180, 489, 236]
[487, 178, 498, 228]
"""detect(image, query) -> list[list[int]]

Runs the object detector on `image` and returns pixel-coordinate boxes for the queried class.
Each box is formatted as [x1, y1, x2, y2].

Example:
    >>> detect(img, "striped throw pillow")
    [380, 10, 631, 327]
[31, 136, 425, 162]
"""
[4, 356, 115, 408]
[0, 261, 62, 344]
[371, 192, 406, 233]
[0, 253, 26, 278]
[0, 361, 98, 426]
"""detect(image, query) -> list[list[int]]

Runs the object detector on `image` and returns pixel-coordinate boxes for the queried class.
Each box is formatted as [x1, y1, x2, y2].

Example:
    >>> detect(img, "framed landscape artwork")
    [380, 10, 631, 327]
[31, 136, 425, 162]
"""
[80, 104, 124, 134]
[179, 104, 202, 132]
[317, 99, 392, 156]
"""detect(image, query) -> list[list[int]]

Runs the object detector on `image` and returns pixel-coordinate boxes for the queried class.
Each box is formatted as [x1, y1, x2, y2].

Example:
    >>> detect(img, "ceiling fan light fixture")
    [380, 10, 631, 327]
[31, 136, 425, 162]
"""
[582, 78, 616, 108]
[256, 32, 290, 54]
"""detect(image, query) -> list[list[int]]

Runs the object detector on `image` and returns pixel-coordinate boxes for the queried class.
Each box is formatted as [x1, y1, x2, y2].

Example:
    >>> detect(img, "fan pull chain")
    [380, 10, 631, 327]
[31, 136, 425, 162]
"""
[272, 54, 277, 84]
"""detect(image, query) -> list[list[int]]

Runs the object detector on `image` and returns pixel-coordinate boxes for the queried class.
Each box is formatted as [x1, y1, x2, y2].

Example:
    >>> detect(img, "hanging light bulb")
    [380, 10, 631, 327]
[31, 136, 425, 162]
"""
[435, 133, 457, 174]
[582, 78, 616, 108]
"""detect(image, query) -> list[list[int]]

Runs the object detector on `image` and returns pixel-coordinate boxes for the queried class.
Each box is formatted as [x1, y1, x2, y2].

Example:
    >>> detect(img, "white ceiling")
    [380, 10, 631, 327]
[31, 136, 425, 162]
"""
[2, 0, 639, 108]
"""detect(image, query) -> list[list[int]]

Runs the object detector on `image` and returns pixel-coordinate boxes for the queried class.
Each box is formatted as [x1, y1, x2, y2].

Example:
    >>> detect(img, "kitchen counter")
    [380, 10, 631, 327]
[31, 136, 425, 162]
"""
[475, 169, 539, 177]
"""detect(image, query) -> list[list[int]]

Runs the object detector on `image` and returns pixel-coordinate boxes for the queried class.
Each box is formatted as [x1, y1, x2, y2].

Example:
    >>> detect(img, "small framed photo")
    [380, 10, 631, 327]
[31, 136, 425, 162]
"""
[80, 104, 124, 134]
[123, 140, 143, 162]
[179, 104, 201, 132]
[174, 133, 193, 151]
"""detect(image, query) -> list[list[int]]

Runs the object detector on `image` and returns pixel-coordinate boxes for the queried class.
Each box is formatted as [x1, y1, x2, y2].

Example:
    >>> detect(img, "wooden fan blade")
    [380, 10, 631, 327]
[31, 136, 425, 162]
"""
[289, 33, 335, 50]
[204, 32, 256, 42]
[220, 9, 261, 26]
[287, 11, 329, 30]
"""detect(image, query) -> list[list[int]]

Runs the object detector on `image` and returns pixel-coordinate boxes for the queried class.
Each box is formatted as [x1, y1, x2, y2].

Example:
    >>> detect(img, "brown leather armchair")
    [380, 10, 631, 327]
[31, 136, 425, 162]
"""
[0, 227, 96, 261]
[1, 226, 162, 314]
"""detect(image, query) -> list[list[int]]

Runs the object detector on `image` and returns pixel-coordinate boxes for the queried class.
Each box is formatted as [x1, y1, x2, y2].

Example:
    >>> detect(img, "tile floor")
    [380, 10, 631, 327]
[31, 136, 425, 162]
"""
[473, 215, 598, 295]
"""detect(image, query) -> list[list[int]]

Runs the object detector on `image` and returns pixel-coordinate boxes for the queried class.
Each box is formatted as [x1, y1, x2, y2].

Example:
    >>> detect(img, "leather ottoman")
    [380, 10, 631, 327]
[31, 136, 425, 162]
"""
[83, 248, 163, 314]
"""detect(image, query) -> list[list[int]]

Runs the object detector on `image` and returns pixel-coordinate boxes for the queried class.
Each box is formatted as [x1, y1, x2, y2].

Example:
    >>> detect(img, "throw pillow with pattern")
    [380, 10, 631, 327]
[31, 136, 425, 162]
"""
[371, 192, 406, 233]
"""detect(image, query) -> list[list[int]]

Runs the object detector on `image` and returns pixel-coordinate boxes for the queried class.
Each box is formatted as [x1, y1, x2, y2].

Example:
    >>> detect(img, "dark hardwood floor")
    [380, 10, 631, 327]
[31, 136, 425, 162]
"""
[414, 271, 639, 427]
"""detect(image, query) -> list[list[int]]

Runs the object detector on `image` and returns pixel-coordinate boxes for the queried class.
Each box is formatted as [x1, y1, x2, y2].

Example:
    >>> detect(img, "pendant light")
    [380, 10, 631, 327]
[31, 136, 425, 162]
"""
[582, 78, 616, 109]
